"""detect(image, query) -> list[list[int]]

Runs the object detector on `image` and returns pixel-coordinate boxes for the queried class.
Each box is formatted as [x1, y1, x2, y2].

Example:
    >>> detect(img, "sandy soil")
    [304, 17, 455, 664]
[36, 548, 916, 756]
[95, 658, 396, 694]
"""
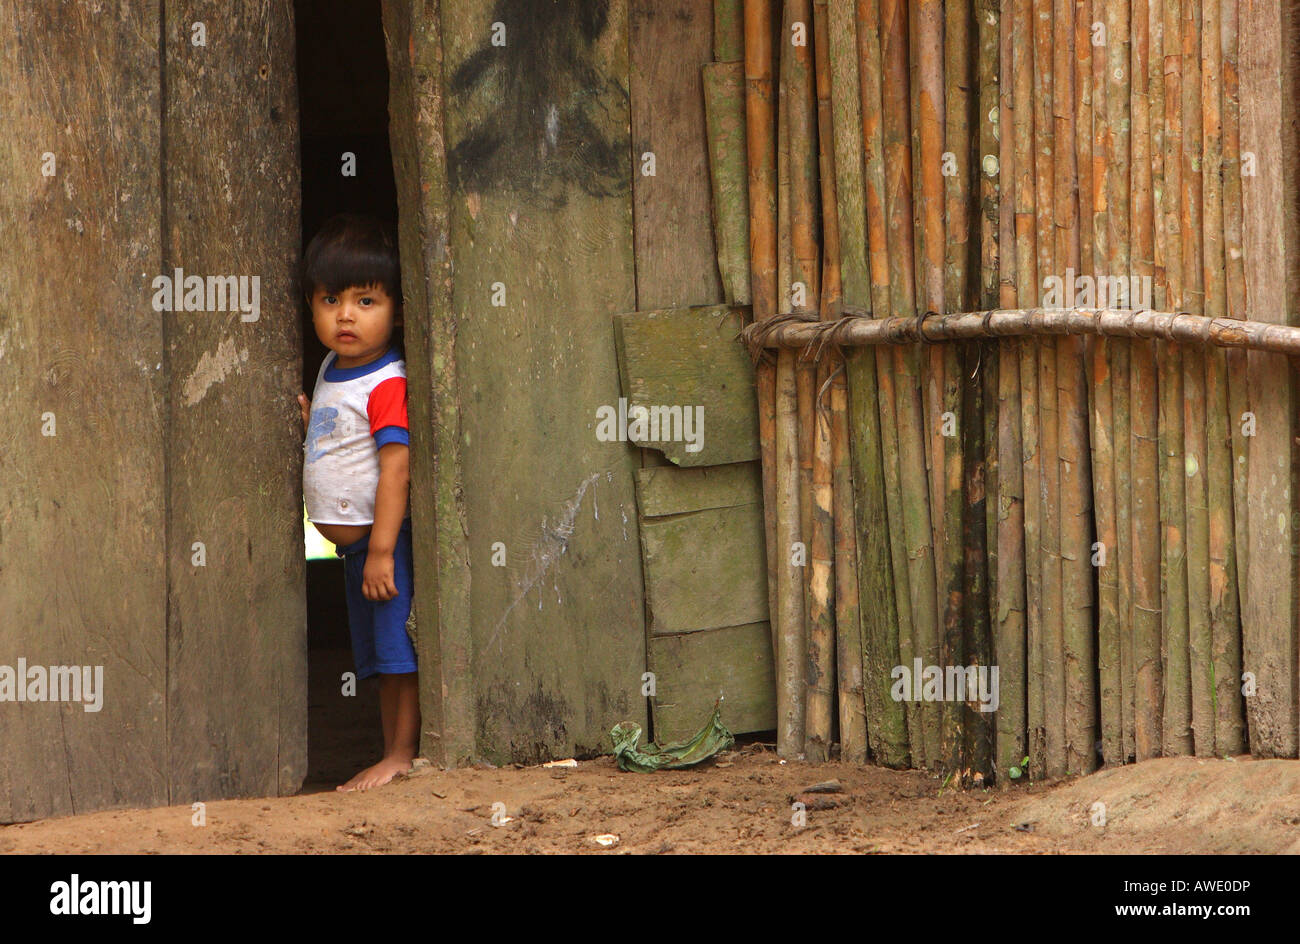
[4, 745, 1299, 854]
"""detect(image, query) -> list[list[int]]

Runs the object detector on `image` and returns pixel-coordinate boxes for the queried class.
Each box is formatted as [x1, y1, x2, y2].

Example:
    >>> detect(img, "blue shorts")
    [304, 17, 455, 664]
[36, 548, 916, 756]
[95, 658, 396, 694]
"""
[336, 516, 417, 680]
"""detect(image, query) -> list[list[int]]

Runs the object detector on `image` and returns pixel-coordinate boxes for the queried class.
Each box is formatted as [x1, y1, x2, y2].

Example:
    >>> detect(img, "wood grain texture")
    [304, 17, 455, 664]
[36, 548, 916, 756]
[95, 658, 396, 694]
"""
[1239, 0, 1299, 758]
[163, 0, 306, 802]
[440, 0, 647, 763]
[636, 466, 770, 634]
[632, 0, 723, 311]
[649, 622, 777, 742]
[382, 0, 475, 765]
[0, 1, 167, 821]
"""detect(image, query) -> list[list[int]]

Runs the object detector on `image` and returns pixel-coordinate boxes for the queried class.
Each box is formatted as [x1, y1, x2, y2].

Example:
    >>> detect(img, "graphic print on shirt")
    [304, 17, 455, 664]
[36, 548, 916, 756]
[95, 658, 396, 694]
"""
[306, 406, 339, 463]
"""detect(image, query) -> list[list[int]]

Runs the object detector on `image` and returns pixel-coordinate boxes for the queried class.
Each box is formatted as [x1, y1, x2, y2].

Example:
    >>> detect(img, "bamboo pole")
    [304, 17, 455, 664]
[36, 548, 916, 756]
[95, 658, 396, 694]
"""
[787, 0, 823, 760]
[775, 0, 807, 758]
[995, 0, 1027, 786]
[852, 0, 910, 767]
[1139, 0, 1166, 760]
[743, 0, 781, 720]
[1055, 0, 1095, 776]
[1087, 0, 1121, 768]
[1160, 0, 1192, 757]
[1073, 7, 1099, 765]
[1012, 0, 1043, 781]
[1199, 0, 1236, 759]
[881, 0, 939, 769]
[937, 0, 969, 777]
[1104, 0, 1134, 778]
[747, 306, 1300, 355]
[800, 0, 832, 764]
[1032, 0, 1065, 780]
[969, 0, 1001, 783]
[703, 63, 753, 308]
[1129, 0, 1161, 767]
[715, 0, 745, 62]
[820, 0, 868, 766]
[1180, 0, 1213, 758]
[1216, 0, 1246, 755]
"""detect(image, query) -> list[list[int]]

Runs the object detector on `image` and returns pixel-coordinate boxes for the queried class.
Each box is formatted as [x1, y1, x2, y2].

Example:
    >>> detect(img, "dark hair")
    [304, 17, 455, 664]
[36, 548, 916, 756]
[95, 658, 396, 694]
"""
[301, 213, 405, 354]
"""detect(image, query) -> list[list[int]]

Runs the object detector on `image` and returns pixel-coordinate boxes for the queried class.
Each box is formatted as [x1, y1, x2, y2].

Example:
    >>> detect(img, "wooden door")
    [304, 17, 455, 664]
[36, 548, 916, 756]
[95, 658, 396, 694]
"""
[0, 2, 305, 821]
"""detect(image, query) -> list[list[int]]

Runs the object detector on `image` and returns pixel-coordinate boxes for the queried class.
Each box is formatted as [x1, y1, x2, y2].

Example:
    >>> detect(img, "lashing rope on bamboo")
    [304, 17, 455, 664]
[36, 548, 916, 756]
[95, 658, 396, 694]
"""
[740, 307, 1300, 361]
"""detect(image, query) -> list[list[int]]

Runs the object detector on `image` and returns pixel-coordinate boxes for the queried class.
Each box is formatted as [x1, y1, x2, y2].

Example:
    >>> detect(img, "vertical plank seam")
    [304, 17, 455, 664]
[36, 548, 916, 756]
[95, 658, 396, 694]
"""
[158, 0, 172, 806]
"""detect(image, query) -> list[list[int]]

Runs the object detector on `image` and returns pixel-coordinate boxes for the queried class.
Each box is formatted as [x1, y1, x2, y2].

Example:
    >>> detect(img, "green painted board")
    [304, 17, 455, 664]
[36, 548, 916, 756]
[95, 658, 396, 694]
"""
[614, 304, 759, 466]
[649, 623, 776, 742]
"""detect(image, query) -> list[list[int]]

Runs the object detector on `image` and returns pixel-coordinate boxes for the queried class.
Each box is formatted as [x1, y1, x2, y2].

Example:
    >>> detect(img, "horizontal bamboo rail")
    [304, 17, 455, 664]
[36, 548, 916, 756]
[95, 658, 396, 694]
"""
[743, 307, 1300, 356]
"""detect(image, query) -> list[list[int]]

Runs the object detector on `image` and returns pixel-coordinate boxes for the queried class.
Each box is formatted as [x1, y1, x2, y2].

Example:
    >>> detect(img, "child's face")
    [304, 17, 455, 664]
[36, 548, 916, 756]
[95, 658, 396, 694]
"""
[309, 282, 399, 369]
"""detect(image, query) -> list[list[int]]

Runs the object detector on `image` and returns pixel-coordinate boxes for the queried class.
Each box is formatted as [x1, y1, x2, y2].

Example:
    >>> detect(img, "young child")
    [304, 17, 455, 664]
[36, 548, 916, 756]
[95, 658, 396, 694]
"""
[296, 213, 420, 792]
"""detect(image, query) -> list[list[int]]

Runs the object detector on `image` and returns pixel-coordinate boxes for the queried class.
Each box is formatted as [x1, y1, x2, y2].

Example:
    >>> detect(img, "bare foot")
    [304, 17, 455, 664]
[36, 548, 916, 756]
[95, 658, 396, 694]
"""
[336, 755, 413, 792]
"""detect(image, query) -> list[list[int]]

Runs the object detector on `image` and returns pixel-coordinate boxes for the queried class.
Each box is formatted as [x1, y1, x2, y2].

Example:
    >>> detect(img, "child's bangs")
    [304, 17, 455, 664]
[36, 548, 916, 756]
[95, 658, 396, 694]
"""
[308, 242, 400, 301]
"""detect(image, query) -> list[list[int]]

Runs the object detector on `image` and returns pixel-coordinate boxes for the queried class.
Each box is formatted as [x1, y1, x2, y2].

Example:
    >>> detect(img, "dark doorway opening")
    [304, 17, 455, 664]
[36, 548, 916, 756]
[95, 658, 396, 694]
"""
[295, 0, 402, 790]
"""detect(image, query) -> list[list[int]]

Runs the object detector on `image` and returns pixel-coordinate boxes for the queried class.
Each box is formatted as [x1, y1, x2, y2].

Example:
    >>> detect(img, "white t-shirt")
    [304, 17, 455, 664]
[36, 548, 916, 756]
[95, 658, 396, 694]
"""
[303, 347, 410, 525]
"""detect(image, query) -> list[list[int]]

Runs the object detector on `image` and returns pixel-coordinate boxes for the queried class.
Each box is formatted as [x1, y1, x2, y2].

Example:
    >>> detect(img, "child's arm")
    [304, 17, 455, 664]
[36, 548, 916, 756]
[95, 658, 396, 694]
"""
[362, 442, 410, 601]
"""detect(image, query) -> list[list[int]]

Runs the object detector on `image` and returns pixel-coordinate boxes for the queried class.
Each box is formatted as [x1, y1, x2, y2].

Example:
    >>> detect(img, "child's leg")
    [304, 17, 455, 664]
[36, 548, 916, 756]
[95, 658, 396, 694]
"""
[338, 672, 420, 791]
[338, 519, 419, 792]
[383, 672, 420, 760]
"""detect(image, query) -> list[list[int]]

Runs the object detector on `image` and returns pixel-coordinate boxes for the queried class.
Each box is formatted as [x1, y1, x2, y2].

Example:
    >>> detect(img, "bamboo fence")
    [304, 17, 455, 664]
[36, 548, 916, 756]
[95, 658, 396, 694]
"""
[713, 0, 1295, 780]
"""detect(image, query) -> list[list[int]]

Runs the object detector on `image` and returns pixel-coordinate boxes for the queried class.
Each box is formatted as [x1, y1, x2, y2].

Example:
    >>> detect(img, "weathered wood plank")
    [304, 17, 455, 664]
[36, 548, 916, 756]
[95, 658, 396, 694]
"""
[382, 0, 476, 766]
[615, 304, 759, 466]
[441, 0, 646, 762]
[637, 471, 769, 635]
[1239, 0, 1299, 757]
[649, 622, 776, 741]
[163, 0, 306, 802]
[0, 2, 167, 820]
[635, 462, 762, 516]
[632, 0, 722, 310]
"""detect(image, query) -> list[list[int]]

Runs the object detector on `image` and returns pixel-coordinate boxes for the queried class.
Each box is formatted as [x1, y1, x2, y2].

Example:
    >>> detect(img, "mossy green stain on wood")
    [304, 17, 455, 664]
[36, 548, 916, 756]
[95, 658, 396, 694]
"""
[614, 304, 759, 466]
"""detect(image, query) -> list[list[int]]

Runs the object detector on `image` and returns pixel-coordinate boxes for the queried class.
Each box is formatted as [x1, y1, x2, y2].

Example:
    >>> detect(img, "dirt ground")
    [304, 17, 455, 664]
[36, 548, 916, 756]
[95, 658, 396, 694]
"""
[4, 744, 1299, 854]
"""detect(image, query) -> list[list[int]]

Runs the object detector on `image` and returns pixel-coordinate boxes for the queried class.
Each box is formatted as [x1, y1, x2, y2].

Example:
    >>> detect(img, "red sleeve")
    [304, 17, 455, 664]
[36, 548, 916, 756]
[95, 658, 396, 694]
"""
[367, 376, 408, 435]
